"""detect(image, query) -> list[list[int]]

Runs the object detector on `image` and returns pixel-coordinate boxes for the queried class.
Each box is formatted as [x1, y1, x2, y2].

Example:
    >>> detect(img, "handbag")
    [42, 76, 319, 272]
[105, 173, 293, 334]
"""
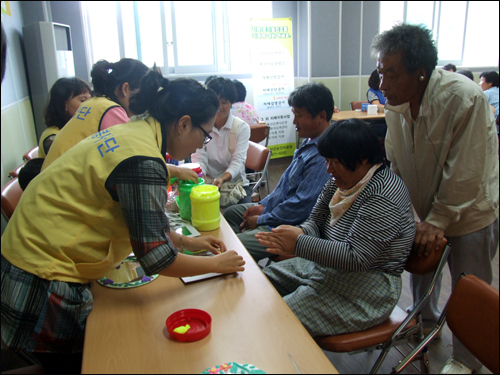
[205, 177, 247, 207]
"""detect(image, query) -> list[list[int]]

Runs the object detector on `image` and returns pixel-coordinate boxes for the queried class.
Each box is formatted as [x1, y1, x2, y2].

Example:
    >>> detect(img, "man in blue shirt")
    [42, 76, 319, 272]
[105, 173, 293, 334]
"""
[224, 83, 333, 262]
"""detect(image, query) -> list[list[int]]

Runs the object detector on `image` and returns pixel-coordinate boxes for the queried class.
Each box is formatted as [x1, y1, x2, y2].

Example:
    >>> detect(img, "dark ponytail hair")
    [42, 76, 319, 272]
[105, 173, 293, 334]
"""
[130, 68, 219, 160]
[43, 77, 92, 129]
[130, 68, 220, 130]
[91, 58, 148, 105]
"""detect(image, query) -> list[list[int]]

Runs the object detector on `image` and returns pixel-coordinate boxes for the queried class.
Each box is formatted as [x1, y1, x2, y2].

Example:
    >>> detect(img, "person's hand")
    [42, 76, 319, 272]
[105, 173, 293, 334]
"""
[275, 225, 304, 236]
[213, 177, 224, 190]
[254, 227, 300, 256]
[334, 106, 340, 113]
[241, 216, 259, 232]
[212, 250, 246, 273]
[240, 204, 265, 231]
[414, 221, 445, 257]
[187, 235, 227, 255]
[177, 168, 198, 183]
[169, 165, 198, 183]
[242, 204, 265, 220]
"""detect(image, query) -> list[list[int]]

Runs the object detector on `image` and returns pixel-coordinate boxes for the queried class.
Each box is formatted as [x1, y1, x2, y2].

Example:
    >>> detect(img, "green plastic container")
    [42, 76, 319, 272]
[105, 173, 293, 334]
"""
[178, 178, 205, 221]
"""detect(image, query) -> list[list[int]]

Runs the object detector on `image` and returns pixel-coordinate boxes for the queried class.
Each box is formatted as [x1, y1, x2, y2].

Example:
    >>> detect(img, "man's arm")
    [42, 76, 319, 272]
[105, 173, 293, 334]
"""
[256, 153, 330, 228]
[425, 95, 492, 230]
[418, 92, 495, 254]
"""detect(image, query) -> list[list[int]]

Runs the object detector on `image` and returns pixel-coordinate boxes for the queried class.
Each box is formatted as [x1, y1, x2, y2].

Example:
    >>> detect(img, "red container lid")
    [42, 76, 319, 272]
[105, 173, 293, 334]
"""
[166, 309, 212, 342]
[180, 163, 203, 175]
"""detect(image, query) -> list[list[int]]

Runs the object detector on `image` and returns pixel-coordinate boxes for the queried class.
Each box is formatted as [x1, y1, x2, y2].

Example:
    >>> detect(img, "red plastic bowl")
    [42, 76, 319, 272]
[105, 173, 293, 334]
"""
[166, 309, 212, 342]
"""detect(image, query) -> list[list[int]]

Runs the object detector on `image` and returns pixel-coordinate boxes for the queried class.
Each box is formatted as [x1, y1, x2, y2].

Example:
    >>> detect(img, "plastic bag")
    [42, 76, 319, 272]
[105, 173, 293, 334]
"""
[205, 177, 247, 207]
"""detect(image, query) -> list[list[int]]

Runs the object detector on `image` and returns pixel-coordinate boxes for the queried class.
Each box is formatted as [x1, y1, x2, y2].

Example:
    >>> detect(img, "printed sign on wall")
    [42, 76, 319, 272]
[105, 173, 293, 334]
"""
[250, 18, 295, 158]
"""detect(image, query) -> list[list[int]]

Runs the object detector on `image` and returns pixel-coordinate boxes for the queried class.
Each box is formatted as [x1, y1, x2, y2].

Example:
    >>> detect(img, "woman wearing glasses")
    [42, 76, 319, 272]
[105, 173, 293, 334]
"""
[191, 77, 251, 203]
[1, 70, 245, 374]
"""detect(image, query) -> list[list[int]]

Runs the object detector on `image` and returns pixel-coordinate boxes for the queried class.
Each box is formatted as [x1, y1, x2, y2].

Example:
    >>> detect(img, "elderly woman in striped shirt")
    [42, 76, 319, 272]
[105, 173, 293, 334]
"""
[256, 119, 415, 337]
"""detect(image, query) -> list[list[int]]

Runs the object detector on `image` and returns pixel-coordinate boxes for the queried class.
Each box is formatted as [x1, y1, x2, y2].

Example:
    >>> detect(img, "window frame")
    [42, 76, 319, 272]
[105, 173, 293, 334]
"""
[380, 1, 498, 70]
[83, 0, 232, 76]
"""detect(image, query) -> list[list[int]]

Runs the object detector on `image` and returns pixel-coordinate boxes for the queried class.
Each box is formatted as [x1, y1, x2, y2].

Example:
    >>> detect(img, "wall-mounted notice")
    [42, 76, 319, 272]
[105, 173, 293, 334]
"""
[250, 18, 295, 159]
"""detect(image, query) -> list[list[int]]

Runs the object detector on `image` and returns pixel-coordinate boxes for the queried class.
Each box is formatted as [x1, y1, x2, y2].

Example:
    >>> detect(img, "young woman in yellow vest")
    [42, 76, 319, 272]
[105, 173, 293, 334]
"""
[38, 77, 92, 158]
[41, 59, 196, 182]
[1, 70, 245, 374]
[191, 77, 252, 204]
[41, 58, 149, 170]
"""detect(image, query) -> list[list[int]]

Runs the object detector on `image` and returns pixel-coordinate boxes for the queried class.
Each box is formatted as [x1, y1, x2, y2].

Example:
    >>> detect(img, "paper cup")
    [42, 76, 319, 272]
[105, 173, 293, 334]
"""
[367, 105, 378, 115]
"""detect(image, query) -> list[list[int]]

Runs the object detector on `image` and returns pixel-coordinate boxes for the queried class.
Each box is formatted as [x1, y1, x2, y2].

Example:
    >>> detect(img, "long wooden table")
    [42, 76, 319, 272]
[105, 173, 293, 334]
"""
[81, 216, 338, 374]
[331, 110, 385, 122]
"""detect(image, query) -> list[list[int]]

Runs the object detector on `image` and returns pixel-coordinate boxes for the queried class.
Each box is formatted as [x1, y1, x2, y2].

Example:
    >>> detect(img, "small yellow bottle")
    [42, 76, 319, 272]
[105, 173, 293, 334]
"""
[190, 185, 221, 231]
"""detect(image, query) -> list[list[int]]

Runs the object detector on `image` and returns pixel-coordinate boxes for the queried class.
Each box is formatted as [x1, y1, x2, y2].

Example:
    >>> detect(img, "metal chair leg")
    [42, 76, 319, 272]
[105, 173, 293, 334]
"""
[421, 349, 430, 373]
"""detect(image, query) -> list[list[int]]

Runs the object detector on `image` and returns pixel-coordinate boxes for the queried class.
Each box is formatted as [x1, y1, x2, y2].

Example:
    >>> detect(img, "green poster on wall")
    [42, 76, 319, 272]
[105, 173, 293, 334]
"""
[250, 18, 295, 159]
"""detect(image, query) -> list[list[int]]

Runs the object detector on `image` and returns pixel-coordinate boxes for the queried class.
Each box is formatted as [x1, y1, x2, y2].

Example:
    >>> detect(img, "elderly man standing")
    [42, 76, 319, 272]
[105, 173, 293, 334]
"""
[372, 23, 499, 374]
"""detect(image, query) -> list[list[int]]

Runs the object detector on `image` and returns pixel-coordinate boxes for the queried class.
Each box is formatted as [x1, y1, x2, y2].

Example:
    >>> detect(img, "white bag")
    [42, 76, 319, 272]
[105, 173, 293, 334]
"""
[205, 177, 247, 207]
[219, 179, 247, 207]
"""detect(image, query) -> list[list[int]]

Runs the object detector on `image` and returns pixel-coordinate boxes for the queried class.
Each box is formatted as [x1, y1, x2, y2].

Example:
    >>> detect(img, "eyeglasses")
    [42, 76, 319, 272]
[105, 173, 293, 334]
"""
[200, 127, 212, 145]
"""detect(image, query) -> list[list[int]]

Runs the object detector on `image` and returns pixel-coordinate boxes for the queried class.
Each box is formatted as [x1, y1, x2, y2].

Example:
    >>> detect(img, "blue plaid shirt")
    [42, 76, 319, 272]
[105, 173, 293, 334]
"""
[257, 137, 331, 229]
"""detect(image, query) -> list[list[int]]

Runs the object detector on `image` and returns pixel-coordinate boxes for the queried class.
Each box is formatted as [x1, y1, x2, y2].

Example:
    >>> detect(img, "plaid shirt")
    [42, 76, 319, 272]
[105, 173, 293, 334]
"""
[113, 158, 178, 276]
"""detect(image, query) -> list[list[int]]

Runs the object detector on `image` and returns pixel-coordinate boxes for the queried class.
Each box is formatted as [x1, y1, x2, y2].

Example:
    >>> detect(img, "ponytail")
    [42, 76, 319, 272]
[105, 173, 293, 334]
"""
[130, 69, 220, 131]
[127, 66, 165, 115]
[90, 58, 148, 105]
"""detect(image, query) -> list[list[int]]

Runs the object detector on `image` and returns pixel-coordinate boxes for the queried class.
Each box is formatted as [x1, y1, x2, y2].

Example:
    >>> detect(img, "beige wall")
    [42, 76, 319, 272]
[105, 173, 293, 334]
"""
[1, 99, 38, 188]
[295, 76, 371, 111]
[1, 1, 38, 189]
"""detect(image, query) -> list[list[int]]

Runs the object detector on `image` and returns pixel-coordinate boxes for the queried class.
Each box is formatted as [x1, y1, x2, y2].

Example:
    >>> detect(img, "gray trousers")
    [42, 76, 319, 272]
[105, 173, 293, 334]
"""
[410, 217, 499, 370]
[223, 203, 272, 262]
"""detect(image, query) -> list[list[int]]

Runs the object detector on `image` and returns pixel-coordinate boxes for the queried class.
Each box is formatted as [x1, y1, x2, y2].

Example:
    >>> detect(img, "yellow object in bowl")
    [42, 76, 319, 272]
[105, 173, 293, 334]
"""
[190, 185, 221, 231]
[173, 324, 191, 334]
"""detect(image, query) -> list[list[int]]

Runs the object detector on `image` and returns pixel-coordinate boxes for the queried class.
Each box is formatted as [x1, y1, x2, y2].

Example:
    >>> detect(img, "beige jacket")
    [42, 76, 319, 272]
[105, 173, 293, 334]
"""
[385, 69, 499, 237]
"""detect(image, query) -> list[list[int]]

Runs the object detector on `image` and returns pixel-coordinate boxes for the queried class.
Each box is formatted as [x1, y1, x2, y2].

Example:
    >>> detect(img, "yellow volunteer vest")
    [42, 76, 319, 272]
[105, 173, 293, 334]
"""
[42, 96, 122, 171]
[38, 126, 60, 158]
[1, 116, 167, 284]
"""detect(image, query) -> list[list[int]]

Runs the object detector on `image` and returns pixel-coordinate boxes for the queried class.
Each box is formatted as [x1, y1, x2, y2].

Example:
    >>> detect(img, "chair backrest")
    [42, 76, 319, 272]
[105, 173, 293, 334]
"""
[350, 101, 368, 110]
[447, 274, 499, 374]
[23, 146, 39, 162]
[405, 238, 448, 275]
[9, 163, 26, 179]
[249, 123, 270, 146]
[245, 141, 270, 171]
[245, 141, 271, 196]
[1, 178, 23, 219]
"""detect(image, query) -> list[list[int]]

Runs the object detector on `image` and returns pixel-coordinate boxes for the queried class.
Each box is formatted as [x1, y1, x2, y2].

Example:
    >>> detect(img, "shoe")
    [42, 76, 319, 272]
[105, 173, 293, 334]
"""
[439, 356, 473, 374]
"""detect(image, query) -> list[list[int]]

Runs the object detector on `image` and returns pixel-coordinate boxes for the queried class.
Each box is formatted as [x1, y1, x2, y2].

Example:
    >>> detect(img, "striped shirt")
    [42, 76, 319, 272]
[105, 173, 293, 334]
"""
[296, 166, 415, 276]
[258, 137, 331, 229]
